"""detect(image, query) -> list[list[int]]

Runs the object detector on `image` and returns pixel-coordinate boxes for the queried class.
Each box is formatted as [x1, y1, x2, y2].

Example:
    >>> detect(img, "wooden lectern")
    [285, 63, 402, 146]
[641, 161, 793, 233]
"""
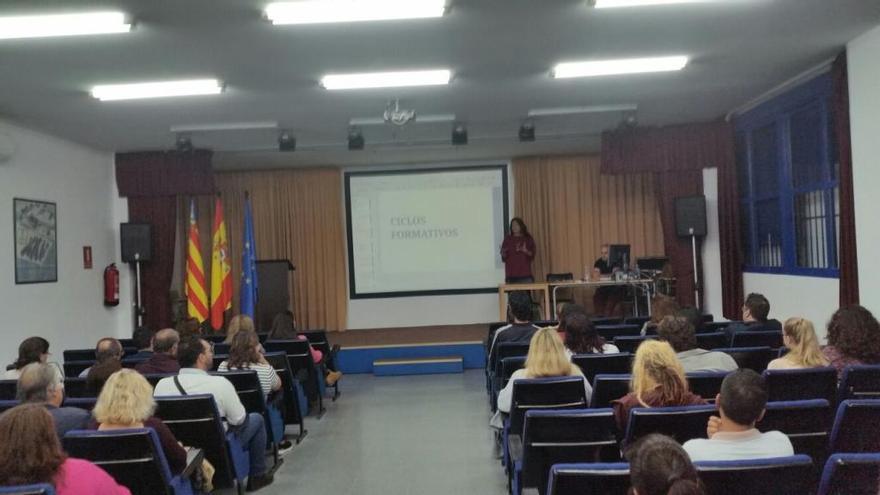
[256, 259, 295, 332]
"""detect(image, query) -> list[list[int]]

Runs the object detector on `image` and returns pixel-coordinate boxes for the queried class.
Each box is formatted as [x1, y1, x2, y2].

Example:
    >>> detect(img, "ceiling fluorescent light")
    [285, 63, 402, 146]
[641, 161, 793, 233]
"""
[553, 56, 688, 78]
[0, 11, 130, 40]
[592, 0, 717, 8]
[91, 79, 223, 101]
[265, 0, 446, 25]
[170, 122, 278, 133]
[321, 69, 451, 90]
[528, 104, 638, 117]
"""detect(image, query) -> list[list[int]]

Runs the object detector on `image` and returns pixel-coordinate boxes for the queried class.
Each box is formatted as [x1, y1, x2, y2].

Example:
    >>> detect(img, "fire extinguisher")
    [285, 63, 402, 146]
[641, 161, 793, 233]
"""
[104, 263, 120, 307]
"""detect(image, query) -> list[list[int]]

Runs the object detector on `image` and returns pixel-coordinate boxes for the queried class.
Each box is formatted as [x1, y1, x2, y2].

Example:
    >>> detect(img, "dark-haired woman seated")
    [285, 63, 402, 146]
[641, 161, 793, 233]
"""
[822, 305, 880, 378]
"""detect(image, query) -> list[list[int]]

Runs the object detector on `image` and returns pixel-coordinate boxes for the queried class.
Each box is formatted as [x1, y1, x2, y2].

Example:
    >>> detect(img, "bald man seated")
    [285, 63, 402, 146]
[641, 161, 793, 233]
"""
[17, 362, 89, 439]
[135, 328, 181, 375]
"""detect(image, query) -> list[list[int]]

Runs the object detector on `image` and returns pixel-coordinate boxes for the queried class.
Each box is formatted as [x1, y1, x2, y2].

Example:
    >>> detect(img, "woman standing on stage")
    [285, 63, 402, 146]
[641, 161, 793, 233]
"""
[500, 217, 536, 283]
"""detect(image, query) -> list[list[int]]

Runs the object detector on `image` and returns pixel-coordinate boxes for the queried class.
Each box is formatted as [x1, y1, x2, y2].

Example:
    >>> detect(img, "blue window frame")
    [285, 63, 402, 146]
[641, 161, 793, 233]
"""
[735, 74, 839, 278]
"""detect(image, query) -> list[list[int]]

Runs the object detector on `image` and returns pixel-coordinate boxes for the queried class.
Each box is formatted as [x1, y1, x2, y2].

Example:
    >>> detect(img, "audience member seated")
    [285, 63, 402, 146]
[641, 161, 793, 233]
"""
[496, 328, 592, 414]
[0, 403, 131, 494]
[154, 336, 274, 491]
[683, 369, 793, 461]
[82, 338, 124, 395]
[767, 317, 829, 370]
[135, 328, 181, 375]
[553, 302, 580, 340]
[129, 326, 154, 361]
[4, 336, 60, 380]
[488, 292, 540, 369]
[17, 362, 89, 439]
[724, 293, 782, 342]
[626, 433, 706, 495]
[641, 295, 680, 335]
[219, 329, 282, 398]
[563, 309, 620, 356]
[175, 316, 203, 340]
[225, 314, 255, 345]
[822, 305, 880, 378]
[90, 369, 187, 475]
[657, 316, 737, 373]
[267, 310, 343, 386]
[612, 340, 707, 431]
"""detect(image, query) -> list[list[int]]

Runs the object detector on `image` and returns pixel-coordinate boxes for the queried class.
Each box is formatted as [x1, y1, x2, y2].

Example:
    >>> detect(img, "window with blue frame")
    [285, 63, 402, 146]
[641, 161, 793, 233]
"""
[735, 73, 839, 277]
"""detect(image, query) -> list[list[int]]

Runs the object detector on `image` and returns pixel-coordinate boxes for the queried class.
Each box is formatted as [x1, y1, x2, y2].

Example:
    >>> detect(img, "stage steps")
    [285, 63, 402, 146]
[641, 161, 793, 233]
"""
[373, 356, 464, 376]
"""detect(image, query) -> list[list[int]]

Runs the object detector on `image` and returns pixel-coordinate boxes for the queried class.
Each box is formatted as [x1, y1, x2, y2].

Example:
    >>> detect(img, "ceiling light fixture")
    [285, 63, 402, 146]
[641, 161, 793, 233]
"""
[265, 0, 446, 25]
[348, 127, 365, 150]
[321, 69, 451, 90]
[278, 131, 296, 152]
[451, 123, 468, 145]
[527, 104, 638, 117]
[169, 121, 277, 133]
[0, 11, 131, 40]
[518, 121, 536, 142]
[91, 79, 224, 101]
[552, 56, 688, 79]
[175, 134, 193, 152]
[591, 0, 719, 8]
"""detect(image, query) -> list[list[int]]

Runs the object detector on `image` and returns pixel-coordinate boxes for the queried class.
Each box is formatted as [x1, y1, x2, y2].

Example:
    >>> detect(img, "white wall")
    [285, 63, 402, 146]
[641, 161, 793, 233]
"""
[743, 273, 838, 342]
[848, 25, 880, 313]
[0, 119, 131, 369]
[701, 168, 724, 319]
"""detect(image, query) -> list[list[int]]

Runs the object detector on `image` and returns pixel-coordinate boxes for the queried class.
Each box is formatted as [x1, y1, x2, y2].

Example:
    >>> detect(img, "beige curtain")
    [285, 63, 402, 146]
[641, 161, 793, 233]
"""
[198, 168, 349, 331]
[513, 155, 665, 281]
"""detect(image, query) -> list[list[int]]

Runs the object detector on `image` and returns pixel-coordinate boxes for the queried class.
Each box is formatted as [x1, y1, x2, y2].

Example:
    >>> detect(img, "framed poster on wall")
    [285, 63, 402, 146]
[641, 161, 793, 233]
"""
[14, 198, 57, 284]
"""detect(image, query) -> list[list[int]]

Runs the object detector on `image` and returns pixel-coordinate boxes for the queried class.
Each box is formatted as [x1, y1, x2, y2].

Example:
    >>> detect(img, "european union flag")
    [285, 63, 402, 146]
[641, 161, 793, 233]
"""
[240, 194, 258, 319]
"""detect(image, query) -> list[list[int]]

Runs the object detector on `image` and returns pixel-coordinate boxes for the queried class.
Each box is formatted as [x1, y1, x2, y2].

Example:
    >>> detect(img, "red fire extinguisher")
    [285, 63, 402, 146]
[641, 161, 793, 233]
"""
[104, 263, 120, 307]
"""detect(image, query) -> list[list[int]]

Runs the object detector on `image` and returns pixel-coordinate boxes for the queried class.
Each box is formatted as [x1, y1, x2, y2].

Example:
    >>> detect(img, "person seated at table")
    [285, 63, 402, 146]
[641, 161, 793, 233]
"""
[592, 244, 626, 316]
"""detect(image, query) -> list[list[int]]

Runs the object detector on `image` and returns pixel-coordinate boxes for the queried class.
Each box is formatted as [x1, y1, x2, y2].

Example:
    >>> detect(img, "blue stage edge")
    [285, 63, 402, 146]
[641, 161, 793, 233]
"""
[337, 341, 485, 374]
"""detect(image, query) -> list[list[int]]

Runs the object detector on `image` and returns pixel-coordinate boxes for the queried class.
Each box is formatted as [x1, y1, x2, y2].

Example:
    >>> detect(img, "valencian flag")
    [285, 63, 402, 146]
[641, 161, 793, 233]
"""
[240, 193, 258, 319]
[185, 199, 209, 323]
[210, 195, 233, 330]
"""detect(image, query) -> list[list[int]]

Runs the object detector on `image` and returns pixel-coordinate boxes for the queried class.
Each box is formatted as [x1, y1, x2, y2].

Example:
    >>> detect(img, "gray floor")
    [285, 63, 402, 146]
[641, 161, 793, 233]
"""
[232, 370, 507, 495]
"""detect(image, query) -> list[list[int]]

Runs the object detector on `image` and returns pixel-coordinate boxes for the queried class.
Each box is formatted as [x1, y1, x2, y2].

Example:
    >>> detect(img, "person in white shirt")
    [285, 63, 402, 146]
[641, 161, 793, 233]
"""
[683, 369, 793, 461]
[657, 315, 737, 373]
[560, 307, 619, 357]
[154, 336, 274, 492]
[496, 327, 592, 415]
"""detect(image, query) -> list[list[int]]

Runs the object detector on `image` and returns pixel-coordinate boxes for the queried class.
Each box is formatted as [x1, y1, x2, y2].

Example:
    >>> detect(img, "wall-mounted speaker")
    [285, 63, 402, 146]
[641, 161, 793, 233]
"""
[674, 195, 707, 237]
[120, 223, 152, 263]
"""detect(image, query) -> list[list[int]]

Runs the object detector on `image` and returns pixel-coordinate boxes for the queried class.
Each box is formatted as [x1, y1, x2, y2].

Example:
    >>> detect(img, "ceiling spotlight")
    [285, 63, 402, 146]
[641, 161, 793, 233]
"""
[348, 127, 364, 150]
[278, 131, 296, 152]
[451, 123, 468, 146]
[519, 121, 536, 142]
[175, 134, 193, 152]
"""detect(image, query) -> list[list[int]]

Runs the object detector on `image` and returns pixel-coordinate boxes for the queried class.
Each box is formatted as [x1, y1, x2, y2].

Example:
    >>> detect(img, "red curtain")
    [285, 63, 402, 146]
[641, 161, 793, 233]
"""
[116, 150, 215, 331]
[832, 53, 859, 306]
[601, 121, 742, 314]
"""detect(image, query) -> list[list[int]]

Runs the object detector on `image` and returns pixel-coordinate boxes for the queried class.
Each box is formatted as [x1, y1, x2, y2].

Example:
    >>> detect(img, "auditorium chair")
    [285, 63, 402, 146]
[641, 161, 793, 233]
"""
[263, 339, 326, 417]
[206, 335, 226, 344]
[701, 321, 739, 333]
[694, 332, 728, 350]
[837, 365, 880, 402]
[213, 343, 231, 356]
[0, 400, 18, 414]
[624, 316, 650, 326]
[212, 354, 227, 371]
[591, 317, 622, 326]
[611, 335, 656, 354]
[63, 377, 90, 398]
[623, 404, 716, 446]
[62, 348, 95, 362]
[715, 346, 775, 372]
[596, 324, 641, 341]
[829, 399, 880, 453]
[264, 351, 308, 444]
[490, 343, 531, 394]
[300, 331, 340, 400]
[510, 409, 619, 495]
[492, 356, 527, 411]
[571, 353, 632, 384]
[731, 331, 784, 349]
[759, 399, 832, 468]
[817, 453, 880, 495]
[62, 361, 93, 378]
[210, 370, 284, 467]
[62, 397, 97, 411]
[154, 394, 248, 493]
[143, 373, 174, 388]
[545, 463, 630, 495]
[686, 371, 728, 402]
[590, 374, 630, 409]
[0, 380, 16, 400]
[547, 273, 575, 307]
[695, 455, 815, 495]
[63, 428, 202, 495]
[121, 357, 148, 369]
[0, 484, 55, 495]
[763, 367, 838, 403]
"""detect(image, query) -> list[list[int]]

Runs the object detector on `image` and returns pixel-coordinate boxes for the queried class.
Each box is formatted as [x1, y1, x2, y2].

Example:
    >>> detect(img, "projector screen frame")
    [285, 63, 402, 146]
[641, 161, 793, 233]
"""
[344, 164, 510, 299]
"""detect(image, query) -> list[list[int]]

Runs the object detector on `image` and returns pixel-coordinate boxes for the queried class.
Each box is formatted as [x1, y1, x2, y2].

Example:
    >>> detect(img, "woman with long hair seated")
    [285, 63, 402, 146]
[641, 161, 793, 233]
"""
[626, 433, 705, 495]
[91, 369, 187, 474]
[4, 336, 61, 380]
[822, 305, 880, 377]
[0, 403, 131, 494]
[612, 340, 706, 431]
[496, 327, 592, 414]
[225, 314, 255, 345]
[767, 317, 829, 370]
[563, 310, 620, 356]
[218, 329, 282, 398]
[267, 311, 343, 387]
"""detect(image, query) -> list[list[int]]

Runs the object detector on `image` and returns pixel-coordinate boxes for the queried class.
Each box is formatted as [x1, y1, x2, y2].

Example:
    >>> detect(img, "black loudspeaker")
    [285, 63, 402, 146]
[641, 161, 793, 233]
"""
[120, 223, 152, 263]
[674, 195, 707, 237]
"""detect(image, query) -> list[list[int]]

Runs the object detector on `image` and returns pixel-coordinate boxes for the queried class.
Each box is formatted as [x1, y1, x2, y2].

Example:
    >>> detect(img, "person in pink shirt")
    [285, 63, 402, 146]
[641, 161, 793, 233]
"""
[0, 403, 131, 495]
